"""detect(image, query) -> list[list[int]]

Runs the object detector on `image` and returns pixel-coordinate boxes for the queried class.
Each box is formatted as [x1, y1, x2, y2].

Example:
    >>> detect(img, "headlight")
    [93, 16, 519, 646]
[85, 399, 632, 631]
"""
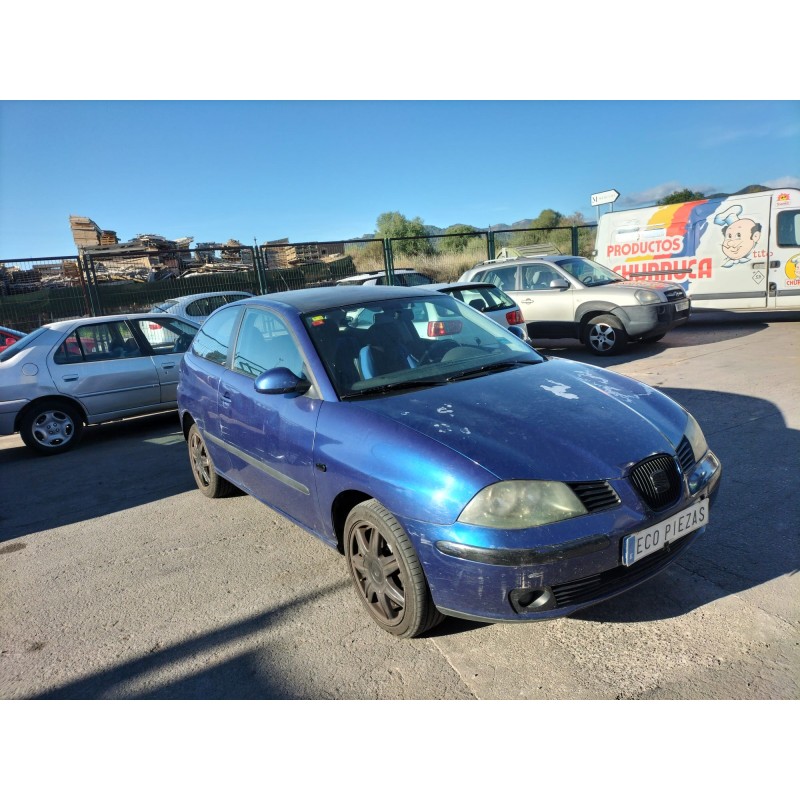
[684, 413, 709, 462]
[688, 451, 720, 494]
[635, 289, 661, 305]
[458, 481, 586, 529]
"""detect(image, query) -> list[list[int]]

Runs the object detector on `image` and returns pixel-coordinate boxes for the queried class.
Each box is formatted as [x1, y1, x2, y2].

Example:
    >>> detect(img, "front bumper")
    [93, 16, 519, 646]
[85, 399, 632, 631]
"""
[618, 300, 691, 338]
[404, 455, 721, 623]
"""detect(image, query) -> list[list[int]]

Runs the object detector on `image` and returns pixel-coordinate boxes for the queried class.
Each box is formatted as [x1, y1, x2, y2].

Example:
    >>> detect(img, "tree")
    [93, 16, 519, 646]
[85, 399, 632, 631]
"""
[509, 208, 566, 248]
[659, 189, 705, 205]
[439, 224, 480, 253]
[375, 212, 434, 256]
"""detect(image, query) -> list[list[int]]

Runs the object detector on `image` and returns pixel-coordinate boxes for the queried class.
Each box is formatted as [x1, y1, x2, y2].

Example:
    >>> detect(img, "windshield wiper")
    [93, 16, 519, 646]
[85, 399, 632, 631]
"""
[445, 359, 536, 382]
[341, 378, 448, 399]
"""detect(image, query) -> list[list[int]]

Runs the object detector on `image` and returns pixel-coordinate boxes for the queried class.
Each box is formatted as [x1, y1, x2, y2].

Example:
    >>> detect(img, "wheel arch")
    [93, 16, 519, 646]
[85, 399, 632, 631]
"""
[15, 394, 87, 433]
[576, 303, 628, 342]
[180, 411, 196, 440]
[331, 489, 373, 554]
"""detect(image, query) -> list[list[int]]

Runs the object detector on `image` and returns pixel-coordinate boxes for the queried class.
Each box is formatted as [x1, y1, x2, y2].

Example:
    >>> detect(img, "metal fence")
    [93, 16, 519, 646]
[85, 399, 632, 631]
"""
[0, 225, 597, 332]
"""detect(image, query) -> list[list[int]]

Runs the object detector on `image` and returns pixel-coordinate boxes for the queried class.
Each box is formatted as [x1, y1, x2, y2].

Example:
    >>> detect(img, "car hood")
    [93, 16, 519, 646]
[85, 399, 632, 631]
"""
[620, 279, 682, 292]
[356, 358, 689, 482]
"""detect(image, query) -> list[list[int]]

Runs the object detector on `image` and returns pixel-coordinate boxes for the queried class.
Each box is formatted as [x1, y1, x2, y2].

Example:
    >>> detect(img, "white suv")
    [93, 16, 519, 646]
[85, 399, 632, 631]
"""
[460, 255, 690, 355]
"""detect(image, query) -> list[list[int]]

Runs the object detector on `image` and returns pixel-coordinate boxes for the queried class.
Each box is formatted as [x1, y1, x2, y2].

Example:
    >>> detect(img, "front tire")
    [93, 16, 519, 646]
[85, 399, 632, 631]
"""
[188, 423, 236, 498]
[585, 314, 628, 356]
[19, 401, 84, 455]
[345, 499, 443, 638]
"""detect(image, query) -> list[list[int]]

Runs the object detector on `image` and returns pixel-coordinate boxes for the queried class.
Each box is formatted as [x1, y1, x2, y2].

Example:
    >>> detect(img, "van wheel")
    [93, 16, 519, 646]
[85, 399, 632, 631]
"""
[585, 315, 628, 356]
[345, 499, 444, 638]
[19, 401, 84, 455]
[188, 424, 236, 498]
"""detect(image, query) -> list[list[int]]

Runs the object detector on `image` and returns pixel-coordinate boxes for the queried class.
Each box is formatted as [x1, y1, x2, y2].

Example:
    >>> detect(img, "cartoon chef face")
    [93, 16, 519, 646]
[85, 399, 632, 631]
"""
[722, 217, 762, 262]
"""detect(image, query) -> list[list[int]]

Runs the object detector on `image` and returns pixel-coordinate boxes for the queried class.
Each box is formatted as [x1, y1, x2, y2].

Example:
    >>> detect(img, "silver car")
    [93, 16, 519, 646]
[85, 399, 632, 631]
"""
[0, 313, 198, 455]
[150, 291, 253, 325]
[460, 255, 691, 355]
[336, 269, 432, 287]
[424, 281, 526, 331]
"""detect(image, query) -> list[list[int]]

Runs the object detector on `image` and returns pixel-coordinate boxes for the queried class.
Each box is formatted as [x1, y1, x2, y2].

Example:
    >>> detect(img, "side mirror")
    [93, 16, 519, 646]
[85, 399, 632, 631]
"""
[549, 278, 570, 289]
[508, 325, 527, 340]
[254, 367, 310, 396]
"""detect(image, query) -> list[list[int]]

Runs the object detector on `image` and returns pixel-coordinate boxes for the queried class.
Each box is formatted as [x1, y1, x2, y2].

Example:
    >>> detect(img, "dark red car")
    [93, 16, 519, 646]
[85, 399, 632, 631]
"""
[0, 325, 25, 353]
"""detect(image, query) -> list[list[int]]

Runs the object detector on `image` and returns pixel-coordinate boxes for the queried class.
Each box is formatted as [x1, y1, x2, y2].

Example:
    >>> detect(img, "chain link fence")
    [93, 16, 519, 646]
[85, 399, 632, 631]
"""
[1, 226, 598, 332]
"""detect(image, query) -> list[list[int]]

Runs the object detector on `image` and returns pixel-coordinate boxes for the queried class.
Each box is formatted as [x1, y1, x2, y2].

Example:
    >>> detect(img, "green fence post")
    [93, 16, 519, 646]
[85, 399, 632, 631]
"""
[487, 230, 496, 261]
[383, 238, 395, 285]
[80, 253, 103, 316]
[571, 226, 579, 256]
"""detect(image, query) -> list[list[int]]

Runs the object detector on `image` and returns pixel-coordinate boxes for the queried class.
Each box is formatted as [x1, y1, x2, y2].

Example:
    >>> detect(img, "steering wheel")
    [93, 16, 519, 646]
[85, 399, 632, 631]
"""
[418, 340, 458, 365]
[582, 275, 595, 285]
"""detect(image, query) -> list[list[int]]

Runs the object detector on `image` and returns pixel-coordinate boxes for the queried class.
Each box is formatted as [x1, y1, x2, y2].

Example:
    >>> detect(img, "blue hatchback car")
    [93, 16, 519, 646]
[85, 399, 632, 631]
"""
[177, 286, 721, 637]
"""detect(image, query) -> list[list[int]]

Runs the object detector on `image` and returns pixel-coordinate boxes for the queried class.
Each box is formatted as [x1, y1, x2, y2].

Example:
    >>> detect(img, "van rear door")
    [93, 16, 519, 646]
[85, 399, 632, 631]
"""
[769, 191, 800, 309]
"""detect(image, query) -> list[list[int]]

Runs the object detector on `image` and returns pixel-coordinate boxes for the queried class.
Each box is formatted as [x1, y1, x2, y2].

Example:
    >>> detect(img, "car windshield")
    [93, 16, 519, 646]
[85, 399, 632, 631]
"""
[555, 257, 624, 286]
[302, 294, 541, 399]
[0, 327, 47, 362]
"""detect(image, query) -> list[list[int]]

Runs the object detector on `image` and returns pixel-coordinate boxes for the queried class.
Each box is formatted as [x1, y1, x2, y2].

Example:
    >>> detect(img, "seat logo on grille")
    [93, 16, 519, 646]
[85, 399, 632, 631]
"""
[649, 468, 671, 494]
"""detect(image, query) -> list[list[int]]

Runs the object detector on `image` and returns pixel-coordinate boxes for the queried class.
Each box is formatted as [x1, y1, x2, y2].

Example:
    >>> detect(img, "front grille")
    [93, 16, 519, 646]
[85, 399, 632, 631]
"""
[629, 454, 682, 511]
[568, 480, 620, 513]
[675, 436, 696, 474]
[551, 529, 697, 608]
[665, 288, 685, 301]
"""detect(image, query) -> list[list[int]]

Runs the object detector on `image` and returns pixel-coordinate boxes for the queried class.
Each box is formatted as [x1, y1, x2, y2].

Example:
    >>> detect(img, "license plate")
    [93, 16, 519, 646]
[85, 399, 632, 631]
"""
[622, 498, 709, 566]
[675, 299, 689, 312]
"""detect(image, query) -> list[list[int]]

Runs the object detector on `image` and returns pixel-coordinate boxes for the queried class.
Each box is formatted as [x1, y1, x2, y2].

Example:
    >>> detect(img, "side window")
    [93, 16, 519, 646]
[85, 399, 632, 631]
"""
[232, 309, 305, 378]
[131, 318, 197, 354]
[53, 321, 138, 364]
[486, 267, 517, 291]
[522, 265, 559, 289]
[192, 305, 240, 365]
[777, 210, 800, 247]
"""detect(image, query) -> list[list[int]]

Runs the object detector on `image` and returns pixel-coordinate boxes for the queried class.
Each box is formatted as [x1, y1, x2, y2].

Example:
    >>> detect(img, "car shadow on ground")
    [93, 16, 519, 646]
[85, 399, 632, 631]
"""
[5, 384, 798, 698]
[531, 309, 800, 368]
[0, 411, 194, 543]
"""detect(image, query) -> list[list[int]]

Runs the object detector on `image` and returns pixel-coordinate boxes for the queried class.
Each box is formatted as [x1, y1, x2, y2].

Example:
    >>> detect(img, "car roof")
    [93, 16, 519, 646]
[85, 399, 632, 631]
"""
[229, 285, 443, 314]
[424, 281, 502, 292]
[42, 313, 200, 333]
[471, 254, 577, 269]
[162, 291, 253, 303]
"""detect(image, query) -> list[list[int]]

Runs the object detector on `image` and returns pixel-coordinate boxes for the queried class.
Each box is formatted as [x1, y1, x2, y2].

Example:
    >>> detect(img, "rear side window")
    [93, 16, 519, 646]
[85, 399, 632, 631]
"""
[777, 210, 800, 247]
[53, 321, 139, 363]
[191, 306, 241, 365]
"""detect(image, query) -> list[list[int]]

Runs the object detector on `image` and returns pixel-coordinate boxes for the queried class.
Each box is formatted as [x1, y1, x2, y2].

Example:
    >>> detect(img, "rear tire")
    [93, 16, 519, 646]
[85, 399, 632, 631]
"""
[345, 499, 444, 638]
[19, 401, 84, 455]
[188, 423, 236, 498]
[585, 315, 628, 356]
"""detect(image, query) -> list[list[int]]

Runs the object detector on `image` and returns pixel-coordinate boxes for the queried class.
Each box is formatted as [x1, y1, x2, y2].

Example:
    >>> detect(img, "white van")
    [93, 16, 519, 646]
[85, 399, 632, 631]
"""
[593, 188, 800, 311]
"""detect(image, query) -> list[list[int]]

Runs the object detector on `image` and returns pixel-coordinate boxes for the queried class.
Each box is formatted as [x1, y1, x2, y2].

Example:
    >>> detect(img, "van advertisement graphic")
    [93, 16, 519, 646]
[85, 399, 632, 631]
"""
[603, 198, 725, 286]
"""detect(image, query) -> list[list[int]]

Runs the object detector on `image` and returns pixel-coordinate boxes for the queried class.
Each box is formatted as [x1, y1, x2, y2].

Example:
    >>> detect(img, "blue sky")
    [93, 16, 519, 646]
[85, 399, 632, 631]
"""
[2, 100, 797, 260]
[1, 2, 798, 260]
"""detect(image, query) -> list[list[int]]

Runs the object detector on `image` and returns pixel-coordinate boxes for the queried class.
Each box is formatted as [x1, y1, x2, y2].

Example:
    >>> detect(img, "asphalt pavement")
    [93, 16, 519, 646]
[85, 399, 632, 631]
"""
[1, 309, 798, 700]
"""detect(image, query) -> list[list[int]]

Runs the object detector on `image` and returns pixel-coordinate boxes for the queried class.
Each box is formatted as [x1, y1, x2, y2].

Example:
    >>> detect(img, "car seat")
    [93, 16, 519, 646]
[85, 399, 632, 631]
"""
[359, 312, 418, 379]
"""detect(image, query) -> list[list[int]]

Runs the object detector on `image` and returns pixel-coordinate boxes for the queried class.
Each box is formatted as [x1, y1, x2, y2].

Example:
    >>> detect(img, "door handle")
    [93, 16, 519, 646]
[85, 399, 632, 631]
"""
[161, 363, 175, 370]
[220, 389, 233, 408]
[63, 375, 78, 382]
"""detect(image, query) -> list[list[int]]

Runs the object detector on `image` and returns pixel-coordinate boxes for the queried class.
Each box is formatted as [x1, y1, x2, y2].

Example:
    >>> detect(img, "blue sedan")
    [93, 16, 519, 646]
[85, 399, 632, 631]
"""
[177, 286, 722, 637]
